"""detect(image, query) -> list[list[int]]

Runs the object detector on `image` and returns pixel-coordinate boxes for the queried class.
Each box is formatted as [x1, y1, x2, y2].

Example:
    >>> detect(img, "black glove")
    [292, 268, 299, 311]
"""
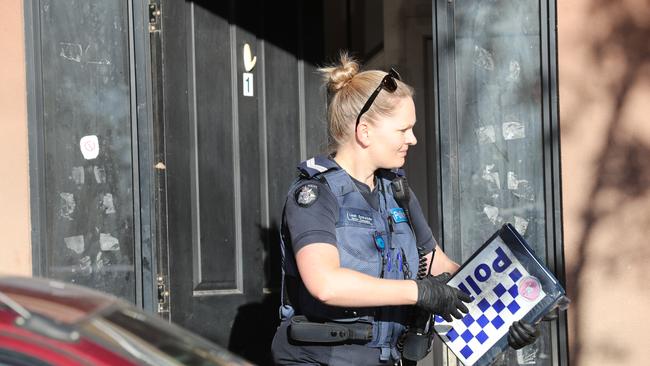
[507, 320, 540, 349]
[415, 273, 472, 322]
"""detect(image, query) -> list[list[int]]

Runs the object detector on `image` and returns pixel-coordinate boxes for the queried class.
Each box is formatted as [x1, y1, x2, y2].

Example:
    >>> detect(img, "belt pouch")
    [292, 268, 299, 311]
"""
[288, 315, 372, 344]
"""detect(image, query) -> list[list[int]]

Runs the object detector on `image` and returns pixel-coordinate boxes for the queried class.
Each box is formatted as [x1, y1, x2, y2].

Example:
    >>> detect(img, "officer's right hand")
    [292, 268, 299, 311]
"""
[414, 273, 472, 322]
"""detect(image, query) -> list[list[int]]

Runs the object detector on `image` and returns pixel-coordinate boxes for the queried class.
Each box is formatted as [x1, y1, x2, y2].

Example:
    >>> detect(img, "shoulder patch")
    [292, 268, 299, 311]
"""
[294, 183, 320, 207]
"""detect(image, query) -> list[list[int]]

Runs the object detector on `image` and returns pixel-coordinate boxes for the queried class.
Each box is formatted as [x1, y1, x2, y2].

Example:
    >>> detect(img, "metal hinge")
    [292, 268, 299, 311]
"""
[156, 275, 169, 314]
[148, 2, 161, 33]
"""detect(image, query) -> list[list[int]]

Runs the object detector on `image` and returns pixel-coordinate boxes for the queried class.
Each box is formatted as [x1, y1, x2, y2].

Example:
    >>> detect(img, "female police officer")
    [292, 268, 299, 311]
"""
[271, 53, 540, 365]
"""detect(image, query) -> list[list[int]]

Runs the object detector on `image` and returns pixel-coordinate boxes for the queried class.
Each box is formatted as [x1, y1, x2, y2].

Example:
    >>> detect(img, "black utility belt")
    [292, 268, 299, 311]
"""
[288, 315, 373, 344]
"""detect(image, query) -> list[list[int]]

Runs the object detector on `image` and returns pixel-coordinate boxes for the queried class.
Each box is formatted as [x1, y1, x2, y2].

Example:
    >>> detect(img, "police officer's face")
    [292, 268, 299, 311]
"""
[369, 97, 417, 169]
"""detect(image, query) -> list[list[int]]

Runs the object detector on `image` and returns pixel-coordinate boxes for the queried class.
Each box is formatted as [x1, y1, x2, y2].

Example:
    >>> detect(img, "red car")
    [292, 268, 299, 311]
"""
[0, 276, 253, 366]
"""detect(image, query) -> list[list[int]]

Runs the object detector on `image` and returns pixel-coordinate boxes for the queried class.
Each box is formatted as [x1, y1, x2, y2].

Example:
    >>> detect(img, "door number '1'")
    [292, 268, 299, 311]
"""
[243, 73, 254, 97]
[242, 43, 256, 97]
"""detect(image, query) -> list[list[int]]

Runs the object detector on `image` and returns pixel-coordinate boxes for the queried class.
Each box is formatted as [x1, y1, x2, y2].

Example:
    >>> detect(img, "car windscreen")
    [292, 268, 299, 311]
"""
[81, 307, 251, 366]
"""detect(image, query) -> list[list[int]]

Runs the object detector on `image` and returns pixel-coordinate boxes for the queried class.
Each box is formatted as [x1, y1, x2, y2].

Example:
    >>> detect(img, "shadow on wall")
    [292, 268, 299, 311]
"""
[228, 223, 282, 366]
[565, 1, 650, 365]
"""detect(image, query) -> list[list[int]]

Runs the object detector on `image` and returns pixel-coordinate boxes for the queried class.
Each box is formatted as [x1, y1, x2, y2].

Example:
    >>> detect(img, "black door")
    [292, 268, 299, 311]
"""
[156, 1, 329, 364]
[155, 1, 442, 364]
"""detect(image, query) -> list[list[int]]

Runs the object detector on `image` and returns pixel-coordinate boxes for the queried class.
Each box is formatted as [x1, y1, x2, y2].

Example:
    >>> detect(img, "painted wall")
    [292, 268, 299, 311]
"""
[558, 0, 650, 365]
[0, 0, 31, 276]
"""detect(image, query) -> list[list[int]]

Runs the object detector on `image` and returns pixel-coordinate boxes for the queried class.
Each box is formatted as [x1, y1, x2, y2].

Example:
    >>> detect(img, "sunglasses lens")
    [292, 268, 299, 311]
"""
[387, 78, 397, 92]
[383, 76, 397, 92]
[383, 69, 400, 92]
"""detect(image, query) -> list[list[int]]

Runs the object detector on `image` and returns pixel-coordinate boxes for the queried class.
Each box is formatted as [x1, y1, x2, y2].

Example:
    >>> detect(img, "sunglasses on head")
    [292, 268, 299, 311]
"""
[355, 68, 401, 130]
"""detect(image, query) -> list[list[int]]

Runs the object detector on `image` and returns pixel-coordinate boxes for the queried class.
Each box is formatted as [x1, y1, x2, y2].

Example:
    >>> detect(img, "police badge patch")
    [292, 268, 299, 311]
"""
[295, 183, 319, 207]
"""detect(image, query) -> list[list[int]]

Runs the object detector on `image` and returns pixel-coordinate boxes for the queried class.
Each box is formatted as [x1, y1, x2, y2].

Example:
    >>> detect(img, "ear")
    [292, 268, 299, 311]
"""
[355, 120, 372, 147]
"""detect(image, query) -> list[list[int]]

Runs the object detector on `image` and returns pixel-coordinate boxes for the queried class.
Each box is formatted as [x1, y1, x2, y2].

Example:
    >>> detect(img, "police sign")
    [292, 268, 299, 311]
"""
[434, 224, 567, 366]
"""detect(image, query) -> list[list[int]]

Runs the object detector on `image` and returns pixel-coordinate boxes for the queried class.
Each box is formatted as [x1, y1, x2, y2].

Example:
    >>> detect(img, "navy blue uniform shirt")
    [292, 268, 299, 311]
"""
[284, 174, 437, 255]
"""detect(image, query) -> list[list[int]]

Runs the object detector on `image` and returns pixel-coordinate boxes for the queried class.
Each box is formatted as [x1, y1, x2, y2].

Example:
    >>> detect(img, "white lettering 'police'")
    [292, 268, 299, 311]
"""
[457, 246, 513, 299]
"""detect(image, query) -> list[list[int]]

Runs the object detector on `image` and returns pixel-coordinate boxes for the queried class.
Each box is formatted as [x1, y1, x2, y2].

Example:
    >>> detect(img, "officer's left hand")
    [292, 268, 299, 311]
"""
[507, 320, 539, 349]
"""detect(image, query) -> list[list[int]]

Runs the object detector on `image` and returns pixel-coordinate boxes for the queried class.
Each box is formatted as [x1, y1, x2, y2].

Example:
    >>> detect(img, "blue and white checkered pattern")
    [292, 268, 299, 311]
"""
[434, 237, 546, 366]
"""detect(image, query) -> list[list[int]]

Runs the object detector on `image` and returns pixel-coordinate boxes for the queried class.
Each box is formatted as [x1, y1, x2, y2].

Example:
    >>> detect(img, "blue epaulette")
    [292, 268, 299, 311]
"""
[297, 156, 339, 178]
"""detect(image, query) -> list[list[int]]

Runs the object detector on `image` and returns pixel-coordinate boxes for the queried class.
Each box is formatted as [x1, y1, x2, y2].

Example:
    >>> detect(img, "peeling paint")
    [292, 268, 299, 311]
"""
[59, 42, 82, 62]
[64, 235, 84, 254]
[59, 193, 76, 220]
[78, 256, 92, 275]
[476, 125, 496, 144]
[508, 172, 535, 201]
[59, 42, 111, 66]
[96, 252, 110, 272]
[101, 193, 116, 214]
[483, 205, 500, 224]
[482, 164, 501, 189]
[512, 190, 535, 201]
[508, 172, 522, 190]
[507, 61, 521, 82]
[503, 121, 525, 140]
[473, 45, 495, 70]
[514, 216, 529, 235]
[100, 233, 120, 251]
[516, 341, 537, 363]
[94, 166, 107, 184]
[86, 59, 111, 66]
[71, 166, 85, 184]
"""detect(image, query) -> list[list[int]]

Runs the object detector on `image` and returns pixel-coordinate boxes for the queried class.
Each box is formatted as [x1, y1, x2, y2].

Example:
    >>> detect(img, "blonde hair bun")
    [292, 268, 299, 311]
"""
[319, 52, 360, 93]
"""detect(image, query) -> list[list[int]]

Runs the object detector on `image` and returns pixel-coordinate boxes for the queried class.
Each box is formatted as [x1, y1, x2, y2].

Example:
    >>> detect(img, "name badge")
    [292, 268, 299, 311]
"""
[390, 208, 408, 223]
[341, 208, 374, 227]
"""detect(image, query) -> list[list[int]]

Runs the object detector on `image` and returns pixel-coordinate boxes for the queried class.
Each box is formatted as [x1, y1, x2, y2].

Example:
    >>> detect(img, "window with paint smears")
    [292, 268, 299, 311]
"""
[446, 1, 552, 365]
[453, 0, 545, 261]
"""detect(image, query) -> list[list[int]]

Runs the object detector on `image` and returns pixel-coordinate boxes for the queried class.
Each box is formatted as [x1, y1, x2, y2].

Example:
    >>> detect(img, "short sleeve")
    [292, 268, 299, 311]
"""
[283, 180, 339, 253]
[407, 188, 437, 253]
